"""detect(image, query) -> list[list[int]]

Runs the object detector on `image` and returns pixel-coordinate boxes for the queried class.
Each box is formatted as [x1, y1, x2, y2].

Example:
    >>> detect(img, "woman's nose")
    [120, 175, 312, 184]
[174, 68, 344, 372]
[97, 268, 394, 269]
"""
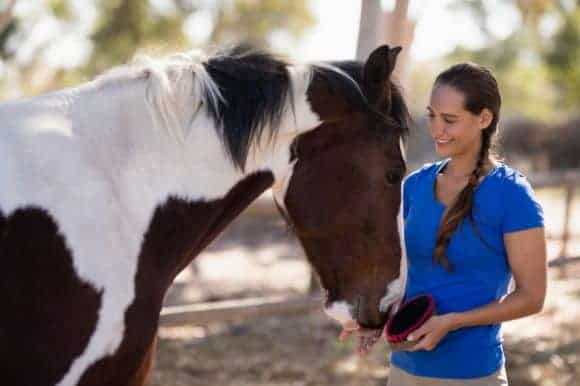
[429, 119, 445, 137]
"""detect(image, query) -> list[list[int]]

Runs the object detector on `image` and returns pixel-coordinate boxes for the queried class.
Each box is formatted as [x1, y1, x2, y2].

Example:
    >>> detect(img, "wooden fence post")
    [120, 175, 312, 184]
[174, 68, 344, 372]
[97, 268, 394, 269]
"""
[558, 184, 575, 277]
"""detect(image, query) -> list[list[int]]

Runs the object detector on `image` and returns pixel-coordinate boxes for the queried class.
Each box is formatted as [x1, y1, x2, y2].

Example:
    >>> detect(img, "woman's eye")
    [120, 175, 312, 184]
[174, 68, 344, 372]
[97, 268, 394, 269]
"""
[445, 119, 457, 124]
[385, 172, 403, 185]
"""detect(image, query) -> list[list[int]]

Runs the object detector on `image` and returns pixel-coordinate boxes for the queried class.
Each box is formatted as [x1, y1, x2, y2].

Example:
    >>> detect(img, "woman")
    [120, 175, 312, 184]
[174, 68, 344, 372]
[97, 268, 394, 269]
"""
[344, 63, 547, 385]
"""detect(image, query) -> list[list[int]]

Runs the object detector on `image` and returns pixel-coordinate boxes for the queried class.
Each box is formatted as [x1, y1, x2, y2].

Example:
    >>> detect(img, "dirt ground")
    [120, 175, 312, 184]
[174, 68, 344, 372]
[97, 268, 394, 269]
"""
[149, 189, 580, 386]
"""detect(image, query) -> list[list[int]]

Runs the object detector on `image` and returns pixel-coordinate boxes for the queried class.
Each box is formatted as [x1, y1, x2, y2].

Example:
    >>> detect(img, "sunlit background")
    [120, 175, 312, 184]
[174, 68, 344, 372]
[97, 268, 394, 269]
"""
[1, 1, 578, 385]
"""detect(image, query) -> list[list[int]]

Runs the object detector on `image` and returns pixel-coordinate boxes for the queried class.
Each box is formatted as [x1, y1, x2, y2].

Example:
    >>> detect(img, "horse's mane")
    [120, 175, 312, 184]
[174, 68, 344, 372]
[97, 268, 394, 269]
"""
[92, 45, 407, 170]
[203, 45, 294, 170]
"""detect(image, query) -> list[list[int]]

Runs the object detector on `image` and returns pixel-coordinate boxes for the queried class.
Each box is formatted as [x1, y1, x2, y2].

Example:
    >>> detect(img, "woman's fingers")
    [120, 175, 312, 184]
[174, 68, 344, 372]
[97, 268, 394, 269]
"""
[338, 322, 360, 341]
[407, 317, 434, 341]
[339, 328, 355, 341]
[357, 328, 382, 355]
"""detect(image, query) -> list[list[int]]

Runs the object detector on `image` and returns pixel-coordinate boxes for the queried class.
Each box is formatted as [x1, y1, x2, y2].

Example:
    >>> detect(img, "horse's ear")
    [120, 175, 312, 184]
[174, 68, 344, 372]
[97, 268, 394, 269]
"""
[363, 45, 402, 109]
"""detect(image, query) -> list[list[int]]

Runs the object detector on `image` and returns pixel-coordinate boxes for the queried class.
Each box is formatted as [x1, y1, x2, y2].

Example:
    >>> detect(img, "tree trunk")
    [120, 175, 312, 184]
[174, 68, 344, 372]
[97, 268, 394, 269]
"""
[356, 0, 384, 61]
[383, 0, 414, 92]
[0, 0, 17, 34]
[385, 0, 410, 48]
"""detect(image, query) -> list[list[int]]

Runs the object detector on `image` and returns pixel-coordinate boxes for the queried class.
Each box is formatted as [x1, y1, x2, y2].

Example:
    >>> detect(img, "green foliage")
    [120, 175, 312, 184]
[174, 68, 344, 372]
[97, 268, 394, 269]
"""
[48, 0, 74, 20]
[0, 0, 315, 96]
[544, 8, 580, 109]
[88, 0, 189, 75]
[210, 0, 315, 49]
[441, 0, 580, 119]
[445, 33, 557, 120]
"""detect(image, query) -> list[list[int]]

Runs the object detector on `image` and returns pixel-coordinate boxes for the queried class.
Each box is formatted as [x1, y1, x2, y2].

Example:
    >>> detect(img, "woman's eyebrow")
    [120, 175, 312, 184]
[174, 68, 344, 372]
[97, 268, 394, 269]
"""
[426, 107, 459, 119]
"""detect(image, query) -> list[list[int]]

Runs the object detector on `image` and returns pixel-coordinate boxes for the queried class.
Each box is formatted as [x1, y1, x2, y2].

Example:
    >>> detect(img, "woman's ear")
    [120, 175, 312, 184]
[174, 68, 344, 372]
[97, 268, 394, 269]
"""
[479, 108, 493, 130]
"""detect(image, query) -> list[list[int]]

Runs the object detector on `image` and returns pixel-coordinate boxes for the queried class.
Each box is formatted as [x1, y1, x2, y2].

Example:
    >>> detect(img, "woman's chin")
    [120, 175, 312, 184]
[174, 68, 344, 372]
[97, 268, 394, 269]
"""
[434, 145, 453, 158]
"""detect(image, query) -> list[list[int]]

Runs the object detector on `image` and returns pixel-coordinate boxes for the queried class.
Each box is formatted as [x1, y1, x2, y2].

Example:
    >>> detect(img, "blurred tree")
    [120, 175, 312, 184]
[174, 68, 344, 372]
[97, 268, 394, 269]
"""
[88, 0, 190, 75]
[0, 0, 315, 96]
[446, 34, 557, 119]
[543, 6, 580, 108]
[209, 0, 315, 49]
[443, 0, 580, 119]
[0, 0, 17, 59]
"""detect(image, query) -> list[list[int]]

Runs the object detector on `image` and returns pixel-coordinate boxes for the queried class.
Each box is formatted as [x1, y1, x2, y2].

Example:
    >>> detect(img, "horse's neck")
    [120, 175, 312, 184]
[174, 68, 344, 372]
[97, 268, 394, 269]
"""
[68, 73, 300, 273]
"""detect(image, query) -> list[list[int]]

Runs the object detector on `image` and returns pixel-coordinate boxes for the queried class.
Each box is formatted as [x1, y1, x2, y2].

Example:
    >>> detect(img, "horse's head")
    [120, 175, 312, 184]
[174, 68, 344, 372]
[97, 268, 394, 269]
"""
[273, 46, 408, 329]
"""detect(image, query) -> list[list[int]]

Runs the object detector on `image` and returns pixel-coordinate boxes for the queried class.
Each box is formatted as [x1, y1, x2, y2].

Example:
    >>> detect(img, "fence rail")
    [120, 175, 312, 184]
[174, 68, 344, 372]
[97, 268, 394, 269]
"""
[529, 170, 579, 269]
[160, 295, 321, 327]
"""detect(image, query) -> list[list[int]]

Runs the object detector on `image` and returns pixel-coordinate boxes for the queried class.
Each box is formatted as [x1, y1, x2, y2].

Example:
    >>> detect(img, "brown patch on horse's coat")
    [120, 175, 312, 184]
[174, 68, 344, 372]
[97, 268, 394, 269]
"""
[0, 208, 102, 386]
[76, 171, 274, 386]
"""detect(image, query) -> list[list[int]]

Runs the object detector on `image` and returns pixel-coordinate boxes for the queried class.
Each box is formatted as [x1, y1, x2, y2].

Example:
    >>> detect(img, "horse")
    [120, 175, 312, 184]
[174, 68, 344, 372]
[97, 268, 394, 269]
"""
[0, 44, 409, 386]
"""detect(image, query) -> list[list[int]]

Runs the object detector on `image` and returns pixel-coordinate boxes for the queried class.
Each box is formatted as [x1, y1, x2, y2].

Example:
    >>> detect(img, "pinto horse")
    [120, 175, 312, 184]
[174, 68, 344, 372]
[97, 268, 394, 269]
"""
[0, 44, 409, 386]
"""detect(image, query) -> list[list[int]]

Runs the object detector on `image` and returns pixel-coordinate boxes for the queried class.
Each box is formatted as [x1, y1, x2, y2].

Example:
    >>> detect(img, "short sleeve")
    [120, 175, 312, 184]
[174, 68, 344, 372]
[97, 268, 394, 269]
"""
[501, 174, 544, 234]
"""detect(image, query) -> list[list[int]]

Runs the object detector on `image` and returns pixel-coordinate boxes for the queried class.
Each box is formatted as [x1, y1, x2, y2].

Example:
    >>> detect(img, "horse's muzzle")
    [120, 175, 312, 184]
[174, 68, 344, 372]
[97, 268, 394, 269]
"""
[356, 295, 390, 329]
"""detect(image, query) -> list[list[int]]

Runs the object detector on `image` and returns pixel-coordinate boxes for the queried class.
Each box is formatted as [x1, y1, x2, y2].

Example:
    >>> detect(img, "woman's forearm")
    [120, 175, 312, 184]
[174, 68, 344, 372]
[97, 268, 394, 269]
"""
[448, 288, 545, 331]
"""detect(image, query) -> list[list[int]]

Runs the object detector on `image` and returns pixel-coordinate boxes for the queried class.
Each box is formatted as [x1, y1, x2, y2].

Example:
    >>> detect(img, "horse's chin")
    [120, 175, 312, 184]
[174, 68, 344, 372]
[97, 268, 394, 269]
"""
[356, 311, 389, 331]
[324, 299, 391, 330]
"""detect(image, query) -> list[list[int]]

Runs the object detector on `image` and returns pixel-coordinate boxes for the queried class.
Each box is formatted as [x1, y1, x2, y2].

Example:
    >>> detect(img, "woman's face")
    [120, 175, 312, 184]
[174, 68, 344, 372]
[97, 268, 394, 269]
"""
[427, 84, 489, 159]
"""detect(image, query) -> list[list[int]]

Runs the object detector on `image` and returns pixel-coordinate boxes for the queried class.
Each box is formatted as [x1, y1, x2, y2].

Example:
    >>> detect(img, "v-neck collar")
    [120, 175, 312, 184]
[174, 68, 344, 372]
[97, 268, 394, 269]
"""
[431, 159, 501, 209]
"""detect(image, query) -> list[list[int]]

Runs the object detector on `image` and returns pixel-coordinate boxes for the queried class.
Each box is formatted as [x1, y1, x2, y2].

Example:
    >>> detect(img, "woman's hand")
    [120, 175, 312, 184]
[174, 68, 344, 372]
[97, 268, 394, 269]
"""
[406, 313, 458, 351]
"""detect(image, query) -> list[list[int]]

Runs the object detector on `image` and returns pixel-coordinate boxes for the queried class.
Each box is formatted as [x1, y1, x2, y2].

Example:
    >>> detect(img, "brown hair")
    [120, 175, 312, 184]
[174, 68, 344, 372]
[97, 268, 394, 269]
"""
[433, 63, 501, 271]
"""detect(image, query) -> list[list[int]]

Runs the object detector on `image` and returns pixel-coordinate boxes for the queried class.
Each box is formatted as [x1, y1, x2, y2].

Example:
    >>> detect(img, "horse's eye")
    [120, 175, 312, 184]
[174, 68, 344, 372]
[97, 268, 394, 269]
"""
[385, 171, 403, 185]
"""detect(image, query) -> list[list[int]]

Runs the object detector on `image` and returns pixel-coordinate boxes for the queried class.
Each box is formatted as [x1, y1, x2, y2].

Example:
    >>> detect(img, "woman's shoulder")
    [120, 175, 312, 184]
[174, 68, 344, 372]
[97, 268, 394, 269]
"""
[489, 163, 544, 230]
[486, 163, 543, 218]
[489, 162, 534, 191]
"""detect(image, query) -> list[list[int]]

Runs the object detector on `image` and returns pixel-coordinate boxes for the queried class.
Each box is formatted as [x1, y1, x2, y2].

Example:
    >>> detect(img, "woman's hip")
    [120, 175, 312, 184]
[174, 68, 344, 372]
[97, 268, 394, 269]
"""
[386, 365, 508, 386]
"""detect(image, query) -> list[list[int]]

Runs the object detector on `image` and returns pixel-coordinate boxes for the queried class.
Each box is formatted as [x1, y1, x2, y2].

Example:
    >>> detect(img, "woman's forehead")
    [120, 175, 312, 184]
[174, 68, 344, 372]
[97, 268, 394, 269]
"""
[429, 84, 466, 113]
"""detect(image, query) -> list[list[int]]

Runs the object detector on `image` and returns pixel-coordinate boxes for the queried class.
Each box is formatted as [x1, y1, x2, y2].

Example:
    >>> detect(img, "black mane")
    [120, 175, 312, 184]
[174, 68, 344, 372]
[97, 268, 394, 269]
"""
[204, 45, 292, 170]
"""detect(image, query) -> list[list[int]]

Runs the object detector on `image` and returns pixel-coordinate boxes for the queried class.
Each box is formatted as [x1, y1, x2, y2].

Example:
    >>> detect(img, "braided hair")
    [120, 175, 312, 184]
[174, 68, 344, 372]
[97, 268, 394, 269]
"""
[432, 63, 501, 271]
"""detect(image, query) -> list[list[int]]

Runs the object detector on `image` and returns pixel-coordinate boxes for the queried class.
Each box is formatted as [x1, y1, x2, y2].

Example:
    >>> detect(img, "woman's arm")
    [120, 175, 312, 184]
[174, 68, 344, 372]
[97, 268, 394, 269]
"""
[407, 227, 547, 351]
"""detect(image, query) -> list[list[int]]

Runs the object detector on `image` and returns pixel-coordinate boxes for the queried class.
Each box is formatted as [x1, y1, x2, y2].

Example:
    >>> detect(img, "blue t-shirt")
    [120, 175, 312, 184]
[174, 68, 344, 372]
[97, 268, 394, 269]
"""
[390, 160, 544, 379]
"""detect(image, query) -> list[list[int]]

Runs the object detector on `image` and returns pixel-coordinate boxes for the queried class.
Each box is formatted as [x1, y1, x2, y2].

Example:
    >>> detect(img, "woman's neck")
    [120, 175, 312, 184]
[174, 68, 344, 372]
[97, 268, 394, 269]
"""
[445, 154, 495, 178]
